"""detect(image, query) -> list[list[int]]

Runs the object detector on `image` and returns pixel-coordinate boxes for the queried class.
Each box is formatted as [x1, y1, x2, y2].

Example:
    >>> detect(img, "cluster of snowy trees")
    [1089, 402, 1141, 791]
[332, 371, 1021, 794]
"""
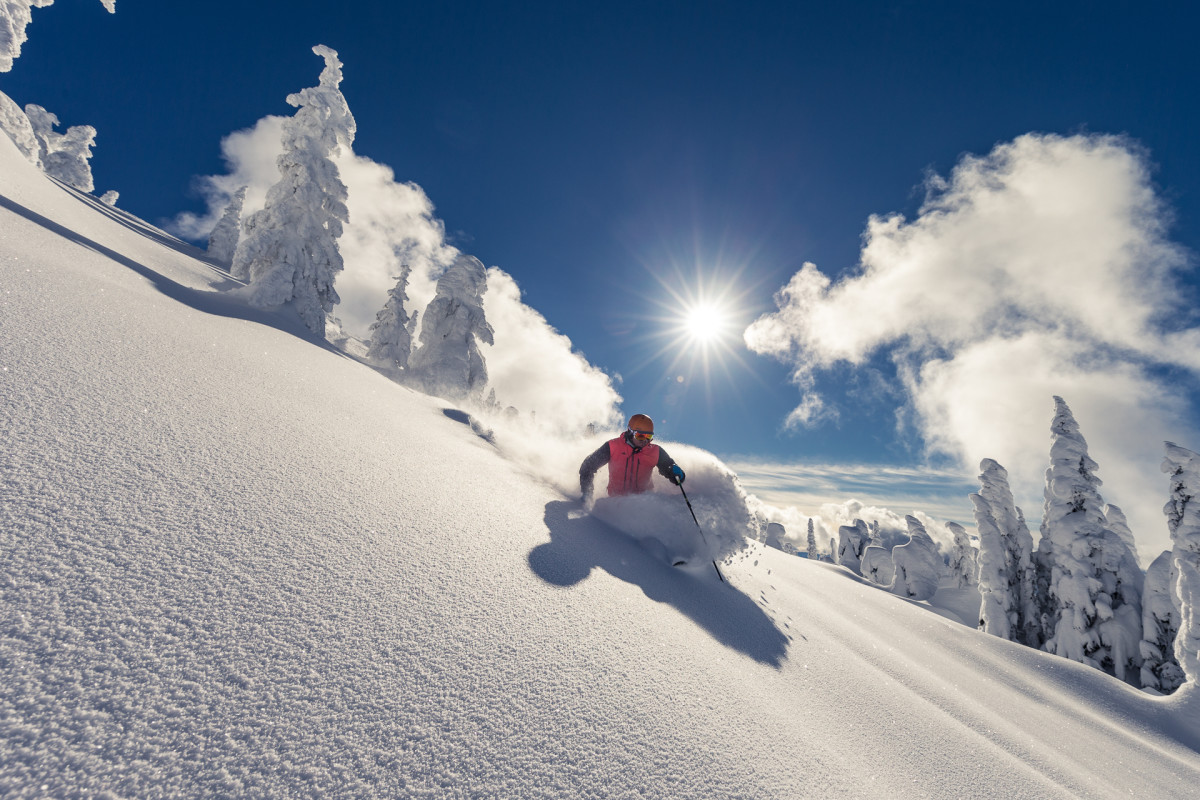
[202, 45, 496, 401]
[0, 2, 114, 195]
[830, 394, 1200, 693]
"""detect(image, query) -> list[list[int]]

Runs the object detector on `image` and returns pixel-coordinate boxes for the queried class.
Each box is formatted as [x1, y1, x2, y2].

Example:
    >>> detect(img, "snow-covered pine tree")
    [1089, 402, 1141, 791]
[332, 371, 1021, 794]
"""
[836, 519, 869, 575]
[1105, 504, 1140, 567]
[406, 254, 494, 400]
[230, 45, 356, 336]
[1162, 442, 1200, 689]
[25, 104, 95, 191]
[806, 519, 818, 560]
[947, 522, 977, 589]
[366, 263, 415, 372]
[1039, 396, 1142, 682]
[1, 0, 53, 72]
[0, 90, 39, 164]
[889, 515, 941, 601]
[1140, 550, 1184, 692]
[207, 186, 246, 267]
[972, 458, 1041, 646]
[861, 543, 895, 587]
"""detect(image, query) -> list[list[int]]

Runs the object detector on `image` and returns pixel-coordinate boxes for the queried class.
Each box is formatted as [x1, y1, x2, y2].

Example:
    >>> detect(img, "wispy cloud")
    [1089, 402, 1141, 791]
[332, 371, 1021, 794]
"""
[745, 133, 1199, 557]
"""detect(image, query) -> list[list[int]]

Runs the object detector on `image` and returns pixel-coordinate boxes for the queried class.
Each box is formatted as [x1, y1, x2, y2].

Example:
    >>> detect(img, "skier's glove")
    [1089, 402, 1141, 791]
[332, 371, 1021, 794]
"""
[670, 465, 685, 485]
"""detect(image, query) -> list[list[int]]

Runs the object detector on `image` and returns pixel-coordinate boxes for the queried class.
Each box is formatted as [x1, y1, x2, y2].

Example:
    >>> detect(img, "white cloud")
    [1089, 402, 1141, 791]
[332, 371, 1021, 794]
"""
[745, 133, 1199, 558]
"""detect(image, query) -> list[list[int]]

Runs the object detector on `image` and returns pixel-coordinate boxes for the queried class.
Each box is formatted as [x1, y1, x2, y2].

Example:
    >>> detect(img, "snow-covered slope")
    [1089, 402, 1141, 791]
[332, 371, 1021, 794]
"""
[3, 133, 1200, 799]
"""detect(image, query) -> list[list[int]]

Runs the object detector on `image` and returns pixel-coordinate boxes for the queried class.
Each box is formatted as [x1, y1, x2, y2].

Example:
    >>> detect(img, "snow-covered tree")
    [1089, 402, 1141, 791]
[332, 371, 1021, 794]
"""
[0, 89, 39, 163]
[764, 522, 787, 552]
[1038, 397, 1142, 682]
[1104, 504, 1140, 567]
[1162, 442, 1200, 688]
[861, 544, 894, 587]
[406, 254, 494, 400]
[366, 263, 415, 372]
[206, 186, 246, 266]
[972, 458, 1041, 646]
[1, 1, 115, 72]
[806, 519, 818, 561]
[25, 103, 95, 191]
[1140, 550, 1184, 692]
[230, 45, 356, 336]
[890, 515, 941, 601]
[99, 190, 118, 206]
[947, 522, 977, 589]
[836, 520, 869, 575]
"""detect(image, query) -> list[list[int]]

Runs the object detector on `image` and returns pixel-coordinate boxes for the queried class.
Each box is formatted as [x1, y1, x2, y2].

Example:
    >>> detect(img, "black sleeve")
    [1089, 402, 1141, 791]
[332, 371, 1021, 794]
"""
[655, 446, 677, 480]
[579, 442, 611, 496]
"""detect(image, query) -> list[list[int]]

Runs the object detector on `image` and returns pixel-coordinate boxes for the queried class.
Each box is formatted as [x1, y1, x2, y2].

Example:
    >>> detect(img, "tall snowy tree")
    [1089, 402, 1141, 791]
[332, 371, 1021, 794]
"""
[861, 543, 895, 587]
[407, 254, 494, 400]
[206, 186, 246, 267]
[1161, 442, 1200, 690]
[24, 103, 95, 191]
[230, 45, 356, 336]
[1038, 397, 1142, 682]
[972, 458, 1041, 646]
[947, 522, 978, 589]
[806, 518, 818, 560]
[366, 263, 415, 372]
[889, 515, 941, 601]
[0, 90, 39, 163]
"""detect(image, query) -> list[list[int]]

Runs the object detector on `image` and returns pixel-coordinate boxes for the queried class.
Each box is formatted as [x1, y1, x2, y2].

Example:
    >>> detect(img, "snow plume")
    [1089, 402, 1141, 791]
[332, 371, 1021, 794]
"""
[744, 133, 1199, 558]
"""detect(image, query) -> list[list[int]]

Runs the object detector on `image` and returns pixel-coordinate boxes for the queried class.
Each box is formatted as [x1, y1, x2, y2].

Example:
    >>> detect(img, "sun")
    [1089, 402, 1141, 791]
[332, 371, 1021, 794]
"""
[683, 302, 730, 344]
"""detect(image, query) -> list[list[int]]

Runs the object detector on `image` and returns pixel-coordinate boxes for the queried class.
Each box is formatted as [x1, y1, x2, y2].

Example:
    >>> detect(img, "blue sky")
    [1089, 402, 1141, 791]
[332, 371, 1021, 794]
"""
[4, 0, 1200, 549]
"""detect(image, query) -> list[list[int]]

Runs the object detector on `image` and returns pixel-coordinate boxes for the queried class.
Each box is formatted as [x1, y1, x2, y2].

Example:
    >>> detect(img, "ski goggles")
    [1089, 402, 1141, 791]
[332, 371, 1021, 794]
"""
[630, 429, 654, 441]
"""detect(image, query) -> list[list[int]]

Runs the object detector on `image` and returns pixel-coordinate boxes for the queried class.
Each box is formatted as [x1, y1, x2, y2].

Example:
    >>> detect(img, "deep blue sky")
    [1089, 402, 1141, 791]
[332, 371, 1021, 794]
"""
[4, 0, 1198, 467]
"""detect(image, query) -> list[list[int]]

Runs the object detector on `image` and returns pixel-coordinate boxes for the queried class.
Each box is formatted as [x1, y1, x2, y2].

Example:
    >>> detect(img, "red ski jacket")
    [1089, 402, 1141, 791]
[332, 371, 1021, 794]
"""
[579, 432, 678, 498]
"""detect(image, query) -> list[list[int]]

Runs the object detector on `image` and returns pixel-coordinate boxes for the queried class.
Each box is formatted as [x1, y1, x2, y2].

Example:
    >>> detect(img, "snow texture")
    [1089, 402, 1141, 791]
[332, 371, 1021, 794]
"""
[973, 458, 1041, 645]
[366, 263, 414, 372]
[3, 126, 1200, 800]
[407, 253, 494, 400]
[0, 89, 39, 164]
[230, 45, 355, 336]
[890, 515, 942, 601]
[206, 185, 245, 266]
[24, 103, 95, 191]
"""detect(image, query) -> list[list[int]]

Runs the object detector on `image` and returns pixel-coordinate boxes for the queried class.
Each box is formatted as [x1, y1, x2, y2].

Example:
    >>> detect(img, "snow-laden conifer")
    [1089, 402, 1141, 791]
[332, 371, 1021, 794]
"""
[366, 263, 415, 372]
[836, 519, 869, 574]
[1139, 550, 1184, 692]
[1104, 504, 1140, 567]
[407, 254, 494, 400]
[1039, 397, 1142, 681]
[0, 90, 39, 163]
[1162, 442, 1200, 688]
[861, 544, 895, 587]
[972, 458, 1041, 645]
[25, 103, 95, 191]
[890, 515, 941, 601]
[206, 186, 245, 266]
[230, 45, 355, 336]
[806, 518, 818, 560]
[1, 1, 113, 73]
[947, 522, 977, 589]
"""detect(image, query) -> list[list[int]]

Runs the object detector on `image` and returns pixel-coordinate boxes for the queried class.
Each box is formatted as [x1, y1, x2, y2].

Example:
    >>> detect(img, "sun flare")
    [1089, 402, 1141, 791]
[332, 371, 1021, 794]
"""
[684, 302, 728, 343]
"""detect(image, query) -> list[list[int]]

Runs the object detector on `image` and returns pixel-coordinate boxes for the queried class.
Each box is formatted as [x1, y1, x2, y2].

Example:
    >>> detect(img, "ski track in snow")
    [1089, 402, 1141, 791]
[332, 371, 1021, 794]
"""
[3, 134, 1200, 798]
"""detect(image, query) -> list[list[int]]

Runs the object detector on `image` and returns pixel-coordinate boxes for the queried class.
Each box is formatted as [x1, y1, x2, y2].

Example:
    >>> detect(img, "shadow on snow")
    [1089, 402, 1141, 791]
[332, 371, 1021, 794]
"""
[530, 499, 790, 668]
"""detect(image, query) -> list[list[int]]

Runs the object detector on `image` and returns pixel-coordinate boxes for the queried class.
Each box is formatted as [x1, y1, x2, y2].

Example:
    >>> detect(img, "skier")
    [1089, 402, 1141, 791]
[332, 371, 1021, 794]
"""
[579, 413, 685, 504]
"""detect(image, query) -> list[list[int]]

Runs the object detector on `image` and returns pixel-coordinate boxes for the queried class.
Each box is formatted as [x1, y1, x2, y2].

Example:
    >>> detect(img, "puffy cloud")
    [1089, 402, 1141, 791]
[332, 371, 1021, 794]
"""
[745, 133, 1199, 557]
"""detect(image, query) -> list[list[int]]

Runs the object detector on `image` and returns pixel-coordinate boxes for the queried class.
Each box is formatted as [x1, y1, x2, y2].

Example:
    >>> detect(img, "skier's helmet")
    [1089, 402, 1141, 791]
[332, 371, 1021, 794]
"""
[628, 413, 654, 443]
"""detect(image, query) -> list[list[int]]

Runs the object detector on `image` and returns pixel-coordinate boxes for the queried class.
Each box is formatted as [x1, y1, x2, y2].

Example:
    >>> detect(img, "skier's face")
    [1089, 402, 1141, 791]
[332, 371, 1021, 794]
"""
[630, 428, 654, 446]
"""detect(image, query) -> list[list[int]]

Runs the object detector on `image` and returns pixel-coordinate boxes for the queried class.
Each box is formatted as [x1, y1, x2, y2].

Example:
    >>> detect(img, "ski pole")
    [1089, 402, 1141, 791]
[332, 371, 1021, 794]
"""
[677, 483, 725, 582]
